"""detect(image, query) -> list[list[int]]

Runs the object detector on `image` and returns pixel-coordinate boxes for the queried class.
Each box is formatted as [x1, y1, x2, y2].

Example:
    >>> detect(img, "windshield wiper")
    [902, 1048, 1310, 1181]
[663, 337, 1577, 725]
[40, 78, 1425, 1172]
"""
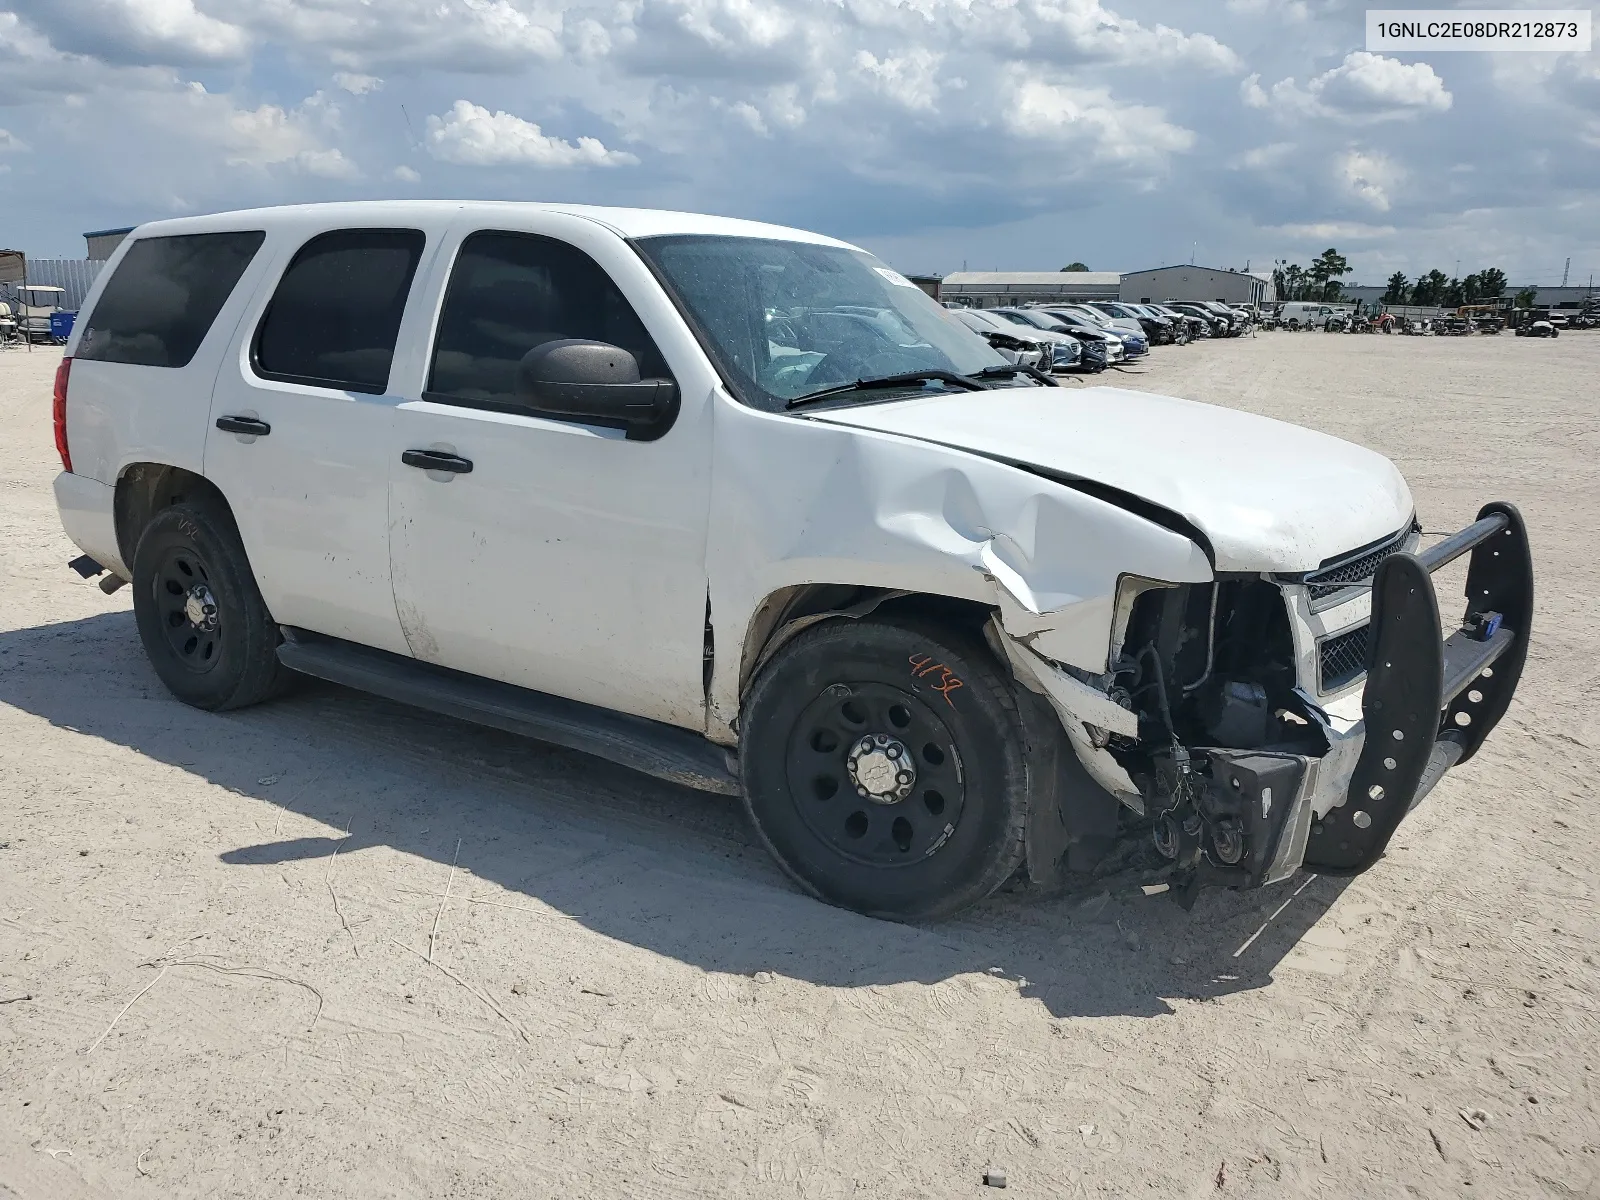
[966, 363, 1060, 388]
[785, 369, 988, 410]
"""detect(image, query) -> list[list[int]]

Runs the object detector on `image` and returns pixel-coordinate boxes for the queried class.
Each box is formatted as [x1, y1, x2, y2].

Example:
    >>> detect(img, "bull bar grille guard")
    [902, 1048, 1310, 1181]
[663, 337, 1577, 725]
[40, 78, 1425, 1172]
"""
[1303, 501, 1533, 876]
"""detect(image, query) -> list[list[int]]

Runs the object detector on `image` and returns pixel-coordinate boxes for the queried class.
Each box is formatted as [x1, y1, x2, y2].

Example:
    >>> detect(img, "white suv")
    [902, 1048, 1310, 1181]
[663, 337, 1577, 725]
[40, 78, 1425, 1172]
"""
[51, 202, 1533, 918]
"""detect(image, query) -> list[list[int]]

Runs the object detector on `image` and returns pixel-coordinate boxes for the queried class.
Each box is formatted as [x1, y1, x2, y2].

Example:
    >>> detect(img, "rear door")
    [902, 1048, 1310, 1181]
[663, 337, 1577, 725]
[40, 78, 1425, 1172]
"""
[206, 224, 435, 655]
[385, 216, 716, 729]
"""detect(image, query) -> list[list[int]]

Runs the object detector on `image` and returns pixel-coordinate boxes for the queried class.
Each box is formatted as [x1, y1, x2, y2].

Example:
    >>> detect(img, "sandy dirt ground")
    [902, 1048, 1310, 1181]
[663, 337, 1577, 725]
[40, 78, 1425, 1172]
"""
[2, 331, 1597, 1199]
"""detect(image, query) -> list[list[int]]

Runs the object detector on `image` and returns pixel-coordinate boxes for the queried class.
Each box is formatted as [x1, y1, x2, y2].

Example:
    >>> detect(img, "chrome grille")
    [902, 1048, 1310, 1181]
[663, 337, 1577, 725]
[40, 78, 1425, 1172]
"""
[1304, 526, 1412, 603]
[1319, 623, 1371, 692]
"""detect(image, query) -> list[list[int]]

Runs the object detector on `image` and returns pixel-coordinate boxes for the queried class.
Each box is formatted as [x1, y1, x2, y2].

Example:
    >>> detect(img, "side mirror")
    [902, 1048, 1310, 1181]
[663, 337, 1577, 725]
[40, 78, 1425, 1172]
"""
[514, 340, 679, 440]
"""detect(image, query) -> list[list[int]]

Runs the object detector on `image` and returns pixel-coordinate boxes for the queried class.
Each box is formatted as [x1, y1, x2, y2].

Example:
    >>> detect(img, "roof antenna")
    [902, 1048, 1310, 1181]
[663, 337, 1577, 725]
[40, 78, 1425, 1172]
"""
[399, 103, 418, 150]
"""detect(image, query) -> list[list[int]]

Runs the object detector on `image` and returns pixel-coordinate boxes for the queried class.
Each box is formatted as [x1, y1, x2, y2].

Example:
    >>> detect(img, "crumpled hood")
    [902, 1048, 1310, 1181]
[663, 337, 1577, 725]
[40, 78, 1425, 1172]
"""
[806, 385, 1413, 572]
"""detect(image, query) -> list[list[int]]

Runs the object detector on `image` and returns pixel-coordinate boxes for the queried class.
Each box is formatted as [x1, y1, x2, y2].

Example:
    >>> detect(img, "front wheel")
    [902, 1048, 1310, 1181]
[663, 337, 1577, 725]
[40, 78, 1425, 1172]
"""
[131, 501, 292, 711]
[740, 616, 1029, 920]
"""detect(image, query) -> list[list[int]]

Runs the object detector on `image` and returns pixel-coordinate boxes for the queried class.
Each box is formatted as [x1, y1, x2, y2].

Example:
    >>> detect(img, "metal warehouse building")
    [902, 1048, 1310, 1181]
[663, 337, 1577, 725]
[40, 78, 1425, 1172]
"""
[938, 271, 1121, 308]
[84, 227, 135, 261]
[1120, 265, 1274, 306]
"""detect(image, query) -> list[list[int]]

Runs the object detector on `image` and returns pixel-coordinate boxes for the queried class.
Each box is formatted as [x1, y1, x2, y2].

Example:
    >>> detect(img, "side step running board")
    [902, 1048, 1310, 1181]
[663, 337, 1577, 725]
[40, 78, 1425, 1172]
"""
[276, 629, 740, 795]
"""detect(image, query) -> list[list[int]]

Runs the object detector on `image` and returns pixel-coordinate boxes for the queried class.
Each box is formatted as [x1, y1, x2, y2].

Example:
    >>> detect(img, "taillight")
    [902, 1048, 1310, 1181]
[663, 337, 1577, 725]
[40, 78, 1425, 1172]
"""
[53, 357, 72, 473]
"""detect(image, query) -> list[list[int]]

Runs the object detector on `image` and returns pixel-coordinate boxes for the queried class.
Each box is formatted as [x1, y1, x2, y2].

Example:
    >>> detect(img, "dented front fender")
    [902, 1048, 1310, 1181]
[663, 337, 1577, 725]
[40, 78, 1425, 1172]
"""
[709, 398, 1211, 739]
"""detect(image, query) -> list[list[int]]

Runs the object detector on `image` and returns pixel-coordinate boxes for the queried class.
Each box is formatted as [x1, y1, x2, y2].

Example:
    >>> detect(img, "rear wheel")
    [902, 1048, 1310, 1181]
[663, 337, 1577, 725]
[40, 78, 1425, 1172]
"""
[131, 501, 291, 711]
[740, 616, 1028, 920]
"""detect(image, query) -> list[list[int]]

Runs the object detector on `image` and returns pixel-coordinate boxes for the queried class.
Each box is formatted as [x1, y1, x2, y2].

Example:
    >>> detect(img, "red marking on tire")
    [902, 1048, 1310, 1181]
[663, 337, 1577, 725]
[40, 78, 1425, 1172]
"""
[909, 654, 964, 706]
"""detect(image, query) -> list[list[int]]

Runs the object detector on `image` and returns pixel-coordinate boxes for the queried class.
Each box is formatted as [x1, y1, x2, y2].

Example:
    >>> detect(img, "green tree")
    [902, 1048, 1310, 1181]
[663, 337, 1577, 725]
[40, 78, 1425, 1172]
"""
[1060, 262, 1090, 272]
[1462, 273, 1481, 303]
[1442, 277, 1465, 307]
[1307, 248, 1351, 301]
[1478, 267, 1508, 298]
[1382, 271, 1410, 304]
[1515, 287, 1538, 308]
[1412, 269, 1450, 306]
[1282, 263, 1307, 300]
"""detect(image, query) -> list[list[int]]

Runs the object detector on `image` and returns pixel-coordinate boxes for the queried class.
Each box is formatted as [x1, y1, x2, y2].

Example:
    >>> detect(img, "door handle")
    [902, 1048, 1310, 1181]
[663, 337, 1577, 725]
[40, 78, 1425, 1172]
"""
[216, 415, 271, 436]
[401, 449, 473, 474]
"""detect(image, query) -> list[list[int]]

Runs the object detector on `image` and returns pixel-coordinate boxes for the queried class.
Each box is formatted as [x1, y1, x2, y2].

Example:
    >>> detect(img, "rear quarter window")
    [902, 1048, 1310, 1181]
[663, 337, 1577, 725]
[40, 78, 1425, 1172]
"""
[75, 231, 266, 368]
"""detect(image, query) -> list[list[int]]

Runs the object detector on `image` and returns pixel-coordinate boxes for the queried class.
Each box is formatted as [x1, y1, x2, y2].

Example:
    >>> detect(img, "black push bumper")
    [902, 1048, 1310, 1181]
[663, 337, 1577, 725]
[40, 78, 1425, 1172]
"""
[1304, 502, 1534, 874]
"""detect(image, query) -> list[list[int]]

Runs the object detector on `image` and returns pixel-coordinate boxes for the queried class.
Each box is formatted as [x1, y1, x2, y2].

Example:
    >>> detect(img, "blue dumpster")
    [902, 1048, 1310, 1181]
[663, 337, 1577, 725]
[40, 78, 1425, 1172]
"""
[50, 311, 77, 341]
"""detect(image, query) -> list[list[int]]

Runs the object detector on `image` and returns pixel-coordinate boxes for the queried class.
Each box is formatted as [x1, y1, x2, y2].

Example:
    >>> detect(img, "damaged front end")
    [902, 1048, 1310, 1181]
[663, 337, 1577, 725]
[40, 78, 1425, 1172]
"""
[1003, 503, 1534, 900]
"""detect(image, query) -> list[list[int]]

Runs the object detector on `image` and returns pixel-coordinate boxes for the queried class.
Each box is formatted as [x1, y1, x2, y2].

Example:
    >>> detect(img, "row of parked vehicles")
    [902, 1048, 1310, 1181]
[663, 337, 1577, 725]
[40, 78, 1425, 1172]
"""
[944, 298, 1252, 375]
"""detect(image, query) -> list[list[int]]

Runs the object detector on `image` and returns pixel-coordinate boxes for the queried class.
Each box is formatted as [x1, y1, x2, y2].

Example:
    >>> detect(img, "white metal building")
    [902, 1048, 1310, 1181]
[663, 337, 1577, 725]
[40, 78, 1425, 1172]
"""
[84, 227, 135, 261]
[938, 271, 1121, 308]
[1120, 265, 1274, 306]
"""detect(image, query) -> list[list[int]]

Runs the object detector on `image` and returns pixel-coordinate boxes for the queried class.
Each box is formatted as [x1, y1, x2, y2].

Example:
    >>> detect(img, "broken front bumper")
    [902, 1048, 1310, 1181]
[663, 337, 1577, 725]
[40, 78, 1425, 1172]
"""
[1234, 502, 1534, 885]
[1297, 502, 1533, 874]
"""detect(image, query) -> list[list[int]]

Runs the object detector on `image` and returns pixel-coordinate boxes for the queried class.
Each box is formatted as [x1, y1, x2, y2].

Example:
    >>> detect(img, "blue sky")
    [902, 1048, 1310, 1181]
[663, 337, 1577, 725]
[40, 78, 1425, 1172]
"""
[0, 0, 1595, 287]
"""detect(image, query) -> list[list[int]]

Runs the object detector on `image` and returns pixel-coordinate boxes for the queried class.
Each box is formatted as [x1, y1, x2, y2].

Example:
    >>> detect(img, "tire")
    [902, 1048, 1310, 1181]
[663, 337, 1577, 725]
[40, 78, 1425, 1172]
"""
[131, 500, 291, 711]
[740, 615, 1029, 921]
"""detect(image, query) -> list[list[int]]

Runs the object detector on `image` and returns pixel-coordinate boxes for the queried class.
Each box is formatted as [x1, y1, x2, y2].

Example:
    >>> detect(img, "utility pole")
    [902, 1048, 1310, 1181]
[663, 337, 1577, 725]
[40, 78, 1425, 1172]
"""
[1561, 257, 1571, 287]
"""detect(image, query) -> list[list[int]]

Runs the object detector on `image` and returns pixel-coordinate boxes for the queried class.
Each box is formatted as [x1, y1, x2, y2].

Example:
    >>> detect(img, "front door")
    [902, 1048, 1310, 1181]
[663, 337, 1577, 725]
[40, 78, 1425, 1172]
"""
[206, 226, 430, 655]
[386, 223, 714, 730]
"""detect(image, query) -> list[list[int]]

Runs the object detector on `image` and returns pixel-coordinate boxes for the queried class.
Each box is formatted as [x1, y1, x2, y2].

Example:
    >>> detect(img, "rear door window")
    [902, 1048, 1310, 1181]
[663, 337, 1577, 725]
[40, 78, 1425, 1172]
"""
[253, 228, 425, 394]
[75, 231, 265, 368]
[425, 230, 670, 413]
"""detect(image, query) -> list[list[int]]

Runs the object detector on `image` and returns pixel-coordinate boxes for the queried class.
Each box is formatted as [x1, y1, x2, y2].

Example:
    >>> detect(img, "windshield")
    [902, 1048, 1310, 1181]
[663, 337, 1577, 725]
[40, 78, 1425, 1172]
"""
[635, 235, 1008, 411]
[957, 309, 1013, 335]
[1016, 311, 1072, 334]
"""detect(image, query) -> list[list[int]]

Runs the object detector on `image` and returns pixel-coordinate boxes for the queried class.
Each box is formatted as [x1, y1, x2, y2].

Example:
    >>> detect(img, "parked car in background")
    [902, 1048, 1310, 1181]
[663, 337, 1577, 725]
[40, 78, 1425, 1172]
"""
[1025, 309, 1124, 365]
[953, 308, 1084, 374]
[1054, 303, 1143, 338]
[1193, 301, 1246, 336]
[1167, 302, 1230, 338]
[998, 306, 1146, 361]
[1085, 301, 1175, 345]
[1275, 302, 1353, 332]
[1126, 303, 1190, 344]
[951, 308, 1047, 370]
[1149, 304, 1202, 342]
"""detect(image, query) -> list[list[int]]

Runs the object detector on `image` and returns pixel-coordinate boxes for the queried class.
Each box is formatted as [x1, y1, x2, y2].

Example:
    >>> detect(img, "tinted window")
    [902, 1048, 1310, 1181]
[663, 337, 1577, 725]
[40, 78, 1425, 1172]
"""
[425, 231, 669, 411]
[76, 231, 264, 368]
[254, 228, 424, 394]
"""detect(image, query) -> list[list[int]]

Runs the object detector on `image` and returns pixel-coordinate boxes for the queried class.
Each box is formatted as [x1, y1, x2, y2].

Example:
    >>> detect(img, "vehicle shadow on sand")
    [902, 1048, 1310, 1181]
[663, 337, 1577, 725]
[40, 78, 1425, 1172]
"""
[1, 611, 1353, 1020]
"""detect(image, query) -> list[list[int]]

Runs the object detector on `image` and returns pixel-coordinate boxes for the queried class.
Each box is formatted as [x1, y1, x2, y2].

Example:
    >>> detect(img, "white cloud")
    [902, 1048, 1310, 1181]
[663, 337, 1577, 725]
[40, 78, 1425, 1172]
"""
[334, 72, 383, 95]
[1245, 52, 1451, 122]
[1269, 221, 1398, 240]
[0, 128, 28, 153]
[1231, 141, 1295, 169]
[0, 0, 1594, 287]
[1338, 149, 1403, 211]
[1314, 52, 1451, 114]
[853, 48, 944, 113]
[1007, 77, 1195, 166]
[423, 100, 638, 168]
[8, 0, 248, 66]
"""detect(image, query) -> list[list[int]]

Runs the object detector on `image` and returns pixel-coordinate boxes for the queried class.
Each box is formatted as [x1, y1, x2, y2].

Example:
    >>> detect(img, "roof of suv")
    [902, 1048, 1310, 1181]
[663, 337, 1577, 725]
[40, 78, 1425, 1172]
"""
[123, 201, 858, 250]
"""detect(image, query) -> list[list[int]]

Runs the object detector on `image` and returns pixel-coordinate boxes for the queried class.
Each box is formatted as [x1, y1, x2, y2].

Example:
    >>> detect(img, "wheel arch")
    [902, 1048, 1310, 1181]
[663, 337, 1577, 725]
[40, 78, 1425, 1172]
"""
[114, 462, 234, 571]
[732, 585, 996, 721]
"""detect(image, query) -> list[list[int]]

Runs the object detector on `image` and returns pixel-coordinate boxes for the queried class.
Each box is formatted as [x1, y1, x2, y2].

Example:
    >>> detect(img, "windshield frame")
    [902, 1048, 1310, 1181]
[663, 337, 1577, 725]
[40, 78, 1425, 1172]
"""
[630, 233, 1014, 413]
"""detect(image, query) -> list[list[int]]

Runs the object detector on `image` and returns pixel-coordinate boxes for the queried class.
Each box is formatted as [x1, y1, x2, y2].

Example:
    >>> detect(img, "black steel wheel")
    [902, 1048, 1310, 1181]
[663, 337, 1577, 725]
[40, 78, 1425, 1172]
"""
[741, 615, 1029, 920]
[131, 500, 291, 711]
[785, 682, 967, 867]
[151, 543, 224, 673]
